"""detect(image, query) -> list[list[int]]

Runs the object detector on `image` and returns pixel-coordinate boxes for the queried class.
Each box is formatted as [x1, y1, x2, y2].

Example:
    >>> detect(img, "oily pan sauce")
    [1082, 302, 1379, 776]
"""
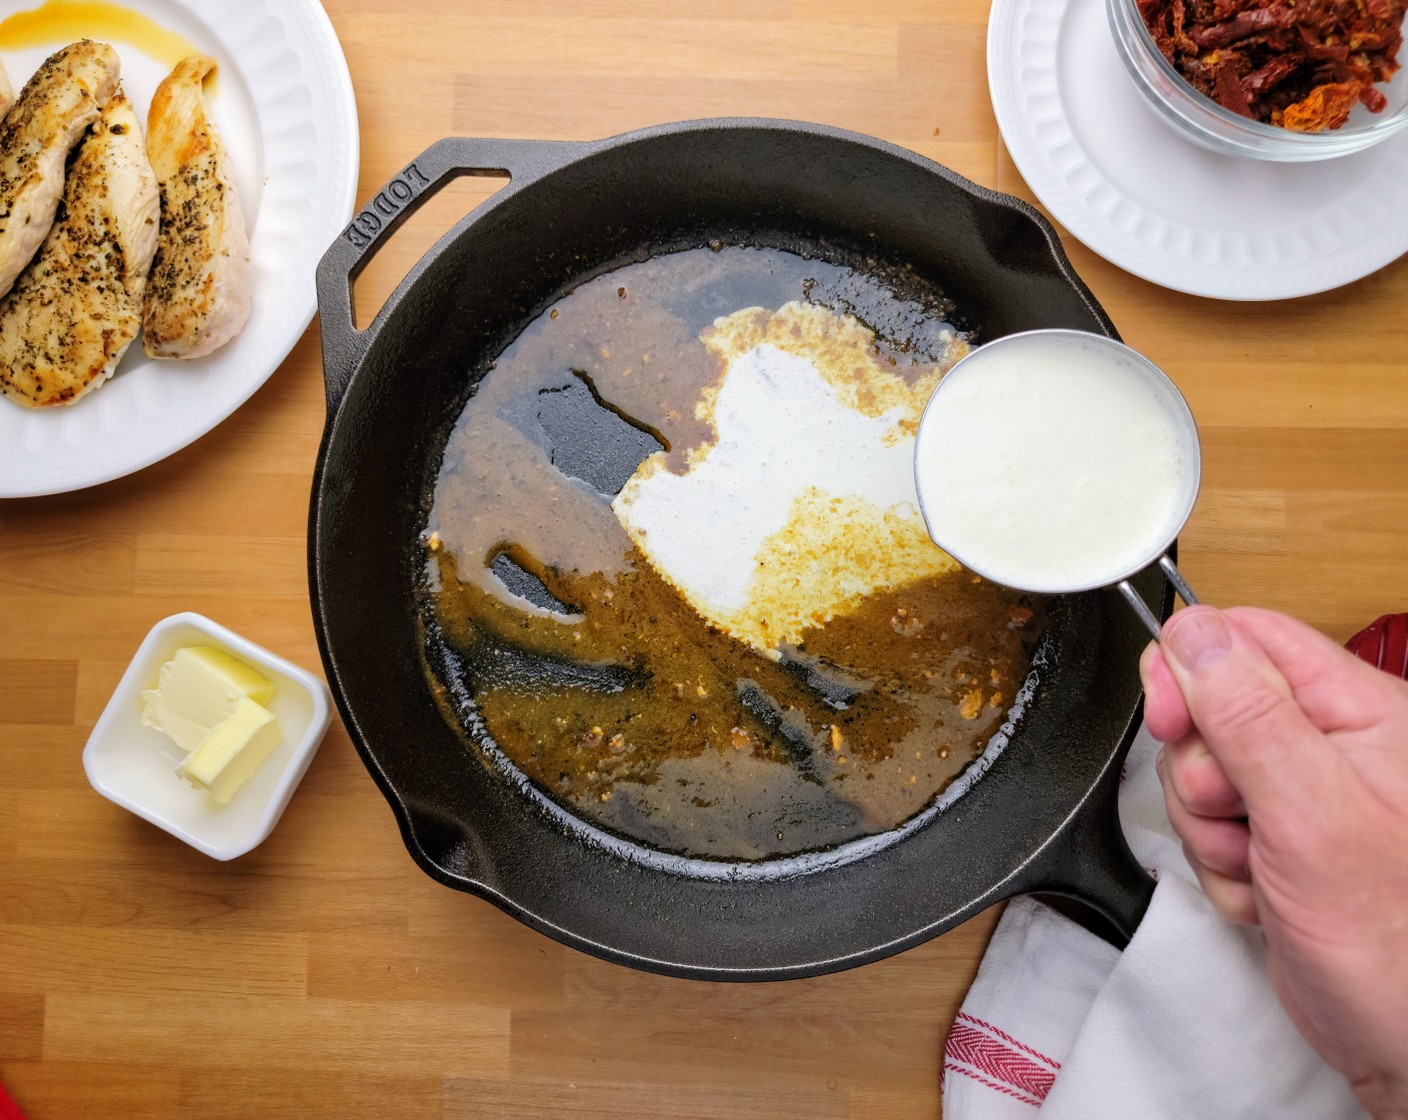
[420, 245, 1046, 861]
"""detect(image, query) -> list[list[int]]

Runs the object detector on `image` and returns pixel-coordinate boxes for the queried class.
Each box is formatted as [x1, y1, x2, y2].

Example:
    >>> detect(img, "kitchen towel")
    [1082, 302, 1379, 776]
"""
[941, 723, 1367, 1119]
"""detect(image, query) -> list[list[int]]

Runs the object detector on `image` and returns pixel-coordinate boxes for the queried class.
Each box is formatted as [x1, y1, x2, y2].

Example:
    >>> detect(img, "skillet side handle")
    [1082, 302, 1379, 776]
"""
[314, 136, 592, 413]
[1022, 763, 1157, 948]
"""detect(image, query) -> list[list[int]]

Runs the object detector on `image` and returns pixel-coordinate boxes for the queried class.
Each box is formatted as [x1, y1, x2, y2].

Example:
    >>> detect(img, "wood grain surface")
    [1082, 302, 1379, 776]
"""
[2, 0, 1406, 1116]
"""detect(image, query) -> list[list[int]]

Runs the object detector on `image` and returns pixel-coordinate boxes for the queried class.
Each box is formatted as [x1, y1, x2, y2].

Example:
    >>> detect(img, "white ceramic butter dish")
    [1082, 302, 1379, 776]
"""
[83, 612, 332, 860]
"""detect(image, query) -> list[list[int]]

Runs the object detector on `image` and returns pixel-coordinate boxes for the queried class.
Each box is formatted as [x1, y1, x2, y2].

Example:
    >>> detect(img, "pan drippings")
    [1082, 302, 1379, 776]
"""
[421, 245, 1045, 860]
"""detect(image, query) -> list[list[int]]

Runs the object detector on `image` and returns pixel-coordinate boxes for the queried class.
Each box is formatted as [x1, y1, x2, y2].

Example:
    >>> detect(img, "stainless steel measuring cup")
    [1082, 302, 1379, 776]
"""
[913, 329, 1200, 640]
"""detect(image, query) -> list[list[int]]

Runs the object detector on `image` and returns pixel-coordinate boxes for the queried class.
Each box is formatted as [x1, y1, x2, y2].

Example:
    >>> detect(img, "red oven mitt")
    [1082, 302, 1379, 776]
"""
[1344, 612, 1408, 679]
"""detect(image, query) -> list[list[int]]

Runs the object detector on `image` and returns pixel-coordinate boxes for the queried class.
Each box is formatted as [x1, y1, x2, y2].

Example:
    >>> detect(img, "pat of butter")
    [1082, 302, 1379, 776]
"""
[141, 646, 276, 754]
[178, 697, 284, 805]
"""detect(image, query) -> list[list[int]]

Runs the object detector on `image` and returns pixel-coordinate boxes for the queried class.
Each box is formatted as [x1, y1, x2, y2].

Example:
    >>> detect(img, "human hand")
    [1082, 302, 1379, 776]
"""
[1140, 606, 1408, 1120]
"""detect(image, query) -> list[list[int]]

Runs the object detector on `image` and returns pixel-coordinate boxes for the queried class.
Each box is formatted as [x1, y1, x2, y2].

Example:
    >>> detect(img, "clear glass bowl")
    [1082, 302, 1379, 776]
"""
[1107, 0, 1408, 160]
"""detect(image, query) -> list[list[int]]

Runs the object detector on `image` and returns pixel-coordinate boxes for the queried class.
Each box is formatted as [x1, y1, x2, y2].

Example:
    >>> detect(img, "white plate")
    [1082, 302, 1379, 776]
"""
[987, 0, 1408, 300]
[0, 0, 358, 496]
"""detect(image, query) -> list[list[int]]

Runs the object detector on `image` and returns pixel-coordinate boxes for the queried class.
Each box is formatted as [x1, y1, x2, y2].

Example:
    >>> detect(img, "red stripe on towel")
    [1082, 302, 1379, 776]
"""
[946, 1023, 1058, 1101]
[957, 1011, 1062, 1069]
[944, 1061, 1042, 1107]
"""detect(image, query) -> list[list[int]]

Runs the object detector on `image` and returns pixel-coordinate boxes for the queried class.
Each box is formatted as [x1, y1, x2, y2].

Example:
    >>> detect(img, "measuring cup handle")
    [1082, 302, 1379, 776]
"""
[1117, 579, 1164, 640]
[1118, 554, 1199, 641]
[1158, 555, 1199, 606]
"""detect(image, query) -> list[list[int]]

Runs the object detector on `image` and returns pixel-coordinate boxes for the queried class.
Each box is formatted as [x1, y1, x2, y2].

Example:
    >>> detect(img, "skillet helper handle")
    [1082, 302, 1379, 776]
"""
[1024, 756, 1157, 946]
[315, 136, 593, 412]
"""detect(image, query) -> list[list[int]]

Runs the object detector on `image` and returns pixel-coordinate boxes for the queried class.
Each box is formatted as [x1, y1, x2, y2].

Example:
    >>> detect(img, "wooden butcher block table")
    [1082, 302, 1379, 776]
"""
[2, 0, 1405, 1116]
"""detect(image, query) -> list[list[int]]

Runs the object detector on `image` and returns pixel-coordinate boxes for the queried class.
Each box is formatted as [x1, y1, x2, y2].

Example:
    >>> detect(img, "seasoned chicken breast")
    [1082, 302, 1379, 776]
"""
[0, 41, 120, 300]
[0, 91, 160, 408]
[144, 55, 251, 359]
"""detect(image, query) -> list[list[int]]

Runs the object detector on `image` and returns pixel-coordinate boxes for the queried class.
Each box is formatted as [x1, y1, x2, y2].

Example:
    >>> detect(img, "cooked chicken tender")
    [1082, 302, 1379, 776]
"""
[0, 91, 160, 408]
[0, 41, 120, 300]
[143, 55, 251, 359]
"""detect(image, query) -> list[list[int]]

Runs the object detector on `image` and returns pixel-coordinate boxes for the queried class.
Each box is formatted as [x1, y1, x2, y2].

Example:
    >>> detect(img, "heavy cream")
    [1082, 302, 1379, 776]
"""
[613, 301, 964, 655]
[913, 332, 1197, 592]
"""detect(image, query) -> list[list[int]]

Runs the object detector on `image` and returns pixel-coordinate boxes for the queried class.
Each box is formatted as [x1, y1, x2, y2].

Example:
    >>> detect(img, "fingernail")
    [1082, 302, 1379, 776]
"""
[1164, 610, 1232, 671]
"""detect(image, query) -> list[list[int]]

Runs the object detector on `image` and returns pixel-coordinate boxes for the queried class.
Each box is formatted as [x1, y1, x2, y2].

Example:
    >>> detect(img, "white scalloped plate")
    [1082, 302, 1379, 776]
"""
[987, 0, 1408, 301]
[0, 0, 358, 497]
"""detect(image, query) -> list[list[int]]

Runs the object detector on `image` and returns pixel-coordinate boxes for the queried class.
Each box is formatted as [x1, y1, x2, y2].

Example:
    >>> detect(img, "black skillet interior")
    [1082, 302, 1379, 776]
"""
[311, 120, 1167, 980]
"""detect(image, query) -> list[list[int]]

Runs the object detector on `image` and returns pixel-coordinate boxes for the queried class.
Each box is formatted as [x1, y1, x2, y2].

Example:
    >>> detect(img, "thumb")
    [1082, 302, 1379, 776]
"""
[1159, 606, 1323, 818]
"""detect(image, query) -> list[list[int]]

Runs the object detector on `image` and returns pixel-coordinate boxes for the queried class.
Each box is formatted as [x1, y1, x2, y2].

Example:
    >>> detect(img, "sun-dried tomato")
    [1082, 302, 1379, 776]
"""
[1139, 0, 1407, 130]
[1282, 80, 1361, 128]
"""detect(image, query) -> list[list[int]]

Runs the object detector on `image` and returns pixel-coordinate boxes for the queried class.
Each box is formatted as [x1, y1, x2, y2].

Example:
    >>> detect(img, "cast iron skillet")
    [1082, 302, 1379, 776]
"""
[310, 119, 1170, 980]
